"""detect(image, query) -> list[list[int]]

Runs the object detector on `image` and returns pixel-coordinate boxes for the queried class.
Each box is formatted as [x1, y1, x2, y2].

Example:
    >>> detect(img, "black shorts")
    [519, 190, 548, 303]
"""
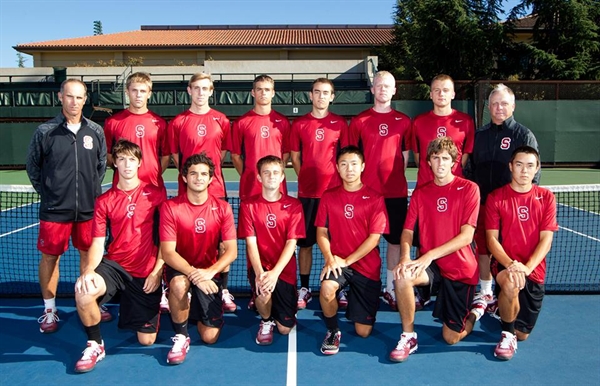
[491, 259, 545, 333]
[383, 197, 408, 245]
[95, 259, 161, 333]
[422, 263, 476, 333]
[248, 269, 297, 328]
[165, 266, 224, 328]
[322, 267, 381, 326]
[297, 197, 320, 248]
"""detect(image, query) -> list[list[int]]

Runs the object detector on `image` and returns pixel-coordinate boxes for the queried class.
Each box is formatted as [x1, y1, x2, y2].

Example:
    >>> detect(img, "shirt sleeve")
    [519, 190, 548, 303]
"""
[230, 119, 243, 156]
[159, 201, 178, 242]
[92, 197, 108, 238]
[463, 118, 475, 154]
[221, 115, 232, 153]
[541, 190, 559, 232]
[462, 183, 480, 228]
[158, 118, 170, 158]
[344, 117, 360, 147]
[289, 120, 301, 152]
[286, 200, 306, 240]
[485, 192, 501, 231]
[25, 128, 44, 194]
[403, 190, 419, 231]
[237, 202, 254, 238]
[281, 118, 291, 154]
[314, 193, 329, 228]
[369, 196, 389, 234]
[220, 202, 238, 241]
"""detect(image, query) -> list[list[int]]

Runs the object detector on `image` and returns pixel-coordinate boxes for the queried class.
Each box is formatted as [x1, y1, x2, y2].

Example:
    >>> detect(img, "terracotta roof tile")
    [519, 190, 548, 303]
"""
[16, 25, 393, 50]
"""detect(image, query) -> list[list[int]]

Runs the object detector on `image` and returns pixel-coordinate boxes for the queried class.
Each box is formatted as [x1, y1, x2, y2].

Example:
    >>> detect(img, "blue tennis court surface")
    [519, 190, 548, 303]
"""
[1, 295, 599, 385]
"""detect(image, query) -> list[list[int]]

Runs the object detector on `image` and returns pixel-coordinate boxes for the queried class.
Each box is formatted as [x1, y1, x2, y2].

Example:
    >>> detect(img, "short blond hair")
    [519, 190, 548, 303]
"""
[188, 72, 214, 90]
[126, 72, 152, 91]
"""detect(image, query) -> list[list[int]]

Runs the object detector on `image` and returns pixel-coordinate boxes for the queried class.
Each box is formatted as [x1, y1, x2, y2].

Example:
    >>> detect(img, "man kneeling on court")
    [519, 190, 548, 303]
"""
[160, 153, 237, 365]
[484, 146, 557, 360]
[237, 155, 305, 346]
[390, 137, 480, 362]
[74, 140, 165, 373]
[316, 146, 388, 355]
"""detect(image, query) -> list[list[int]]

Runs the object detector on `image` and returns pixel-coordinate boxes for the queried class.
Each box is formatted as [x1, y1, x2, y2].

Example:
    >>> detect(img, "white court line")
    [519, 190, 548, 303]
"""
[558, 202, 600, 216]
[559, 225, 600, 243]
[0, 222, 39, 238]
[286, 325, 297, 386]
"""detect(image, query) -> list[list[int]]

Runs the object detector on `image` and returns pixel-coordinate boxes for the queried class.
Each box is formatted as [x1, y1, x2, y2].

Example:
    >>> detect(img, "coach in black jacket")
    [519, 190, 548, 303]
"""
[464, 83, 539, 310]
[26, 79, 106, 333]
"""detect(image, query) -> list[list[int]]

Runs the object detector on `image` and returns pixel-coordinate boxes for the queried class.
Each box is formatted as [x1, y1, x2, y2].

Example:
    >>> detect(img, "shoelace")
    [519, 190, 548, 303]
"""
[38, 311, 59, 324]
[396, 335, 413, 350]
[80, 343, 101, 360]
[171, 335, 188, 352]
[222, 291, 235, 302]
[298, 288, 309, 299]
[499, 334, 515, 349]
[260, 321, 275, 334]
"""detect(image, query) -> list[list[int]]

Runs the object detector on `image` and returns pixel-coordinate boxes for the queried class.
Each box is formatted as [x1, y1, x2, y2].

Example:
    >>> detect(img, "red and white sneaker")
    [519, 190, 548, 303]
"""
[337, 289, 348, 309]
[74, 340, 105, 373]
[494, 331, 517, 360]
[221, 289, 237, 313]
[38, 309, 59, 334]
[382, 290, 397, 311]
[389, 333, 418, 362]
[415, 293, 431, 311]
[160, 287, 170, 314]
[470, 296, 488, 321]
[100, 305, 113, 322]
[297, 287, 312, 310]
[248, 292, 257, 311]
[320, 329, 341, 355]
[167, 334, 191, 365]
[256, 320, 276, 345]
[474, 292, 498, 314]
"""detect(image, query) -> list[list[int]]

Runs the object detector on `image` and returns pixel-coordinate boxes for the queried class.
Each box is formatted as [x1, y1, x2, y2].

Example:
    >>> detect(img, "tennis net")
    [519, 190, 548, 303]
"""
[1, 184, 598, 296]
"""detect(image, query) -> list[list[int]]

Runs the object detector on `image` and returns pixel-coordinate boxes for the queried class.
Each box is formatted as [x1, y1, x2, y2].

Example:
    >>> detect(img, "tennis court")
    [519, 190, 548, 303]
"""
[1, 170, 599, 385]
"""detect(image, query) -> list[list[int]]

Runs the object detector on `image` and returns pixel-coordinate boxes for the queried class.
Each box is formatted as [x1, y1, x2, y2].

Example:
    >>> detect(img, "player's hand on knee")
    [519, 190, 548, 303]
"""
[197, 279, 218, 295]
[75, 271, 99, 294]
[143, 271, 161, 294]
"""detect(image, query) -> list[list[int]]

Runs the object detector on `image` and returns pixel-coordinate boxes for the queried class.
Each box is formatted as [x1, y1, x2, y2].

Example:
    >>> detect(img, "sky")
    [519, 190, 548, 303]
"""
[0, 0, 523, 68]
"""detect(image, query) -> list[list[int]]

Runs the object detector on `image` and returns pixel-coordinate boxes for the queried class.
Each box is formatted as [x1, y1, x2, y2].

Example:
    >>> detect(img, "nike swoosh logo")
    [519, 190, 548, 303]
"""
[331, 120, 338, 124]
[395, 117, 402, 120]
[457, 186, 465, 190]
[535, 196, 543, 200]
[283, 204, 291, 208]
[455, 120, 463, 123]
[211, 207, 218, 210]
[213, 117, 220, 120]
[362, 196, 370, 199]
[275, 119, 282, 122]
[142, 192, 151, 196]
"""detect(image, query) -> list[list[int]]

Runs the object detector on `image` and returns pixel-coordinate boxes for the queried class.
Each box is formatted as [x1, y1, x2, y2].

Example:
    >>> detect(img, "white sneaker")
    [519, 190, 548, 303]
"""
[297, 287, 312, 310]
[160, 287, 170, 313]
[221, 289, 237, 313]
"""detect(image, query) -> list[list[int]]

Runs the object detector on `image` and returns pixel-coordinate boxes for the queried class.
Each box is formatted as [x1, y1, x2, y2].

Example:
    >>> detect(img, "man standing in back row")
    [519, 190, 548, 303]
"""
[27, 78, 107, 334]
[465, 83, 540, 314]
[344, 71, 411, 311]
[290, 77, 347, 310]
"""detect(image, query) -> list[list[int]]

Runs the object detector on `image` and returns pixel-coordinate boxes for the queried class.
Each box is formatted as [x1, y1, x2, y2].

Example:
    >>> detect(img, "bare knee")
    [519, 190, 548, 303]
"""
[516, 330, 530, 341]
[137, 332, 156, 346]
[320, 281, 339, 301]
[355, 324, 373, 338]
[199, 324, 221, 345]
[169, 276, 190, 299]
[278, 325, 293, 336]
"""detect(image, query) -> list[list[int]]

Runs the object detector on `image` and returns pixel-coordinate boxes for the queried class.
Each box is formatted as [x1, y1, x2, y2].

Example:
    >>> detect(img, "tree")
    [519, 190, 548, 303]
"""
[381, 0, 508, 82]
[506, 0, 600, 80]
[16, 52, 27, 67]
[93, 20, 103, 35]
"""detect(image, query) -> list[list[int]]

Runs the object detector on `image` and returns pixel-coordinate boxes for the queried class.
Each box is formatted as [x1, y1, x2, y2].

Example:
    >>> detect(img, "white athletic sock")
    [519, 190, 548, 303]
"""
[386, 269, 395, 298]
[43, 298, 56, 312]
[480, 279, 493, 295]
[402, 331, 416, 339]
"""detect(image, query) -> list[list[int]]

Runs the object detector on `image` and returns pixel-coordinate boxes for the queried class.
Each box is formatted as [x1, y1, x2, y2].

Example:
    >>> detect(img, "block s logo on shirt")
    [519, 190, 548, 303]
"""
[135, 125, 145, 138]
[437, 197, 448, 212]
[315, 128, 325, 142]
[436, 127, 447, 138]
[261, 126, 270, 138]
[195, 218, 206, 233]
[344, 204, 354, 219]
[266, 214, 277, 229]
[379, 123, 388, 137]
[197, 124, 207, 137]
[126, 203, 136, 219]
[517, 206, 529, 221]
[500, 137, 511, 150]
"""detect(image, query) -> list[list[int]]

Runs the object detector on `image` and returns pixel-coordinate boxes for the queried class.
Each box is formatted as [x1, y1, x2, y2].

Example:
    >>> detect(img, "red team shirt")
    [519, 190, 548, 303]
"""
[485, 184, 558, 284]
[289, 112, 346, 198]
[169, 109, 232, 197]
[104, 110, 169, 192]
[411, 110, 474, 186]
[404, 177, 480, 285]
[231, 110, 290, 201]
[345, 109, 411, 198]
[159, 195, 237, 269]
[237, 195, 305, 285]
[92, 182, 165, 278]
[315, 185, 389, 281]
